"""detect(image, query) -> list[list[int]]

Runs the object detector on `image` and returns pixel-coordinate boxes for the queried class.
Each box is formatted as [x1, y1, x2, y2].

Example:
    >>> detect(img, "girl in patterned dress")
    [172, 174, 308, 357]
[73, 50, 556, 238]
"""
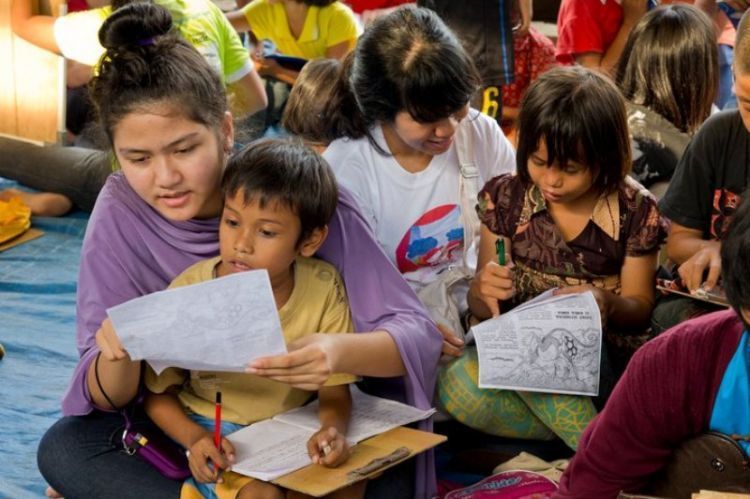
[439, 66, 668, 449]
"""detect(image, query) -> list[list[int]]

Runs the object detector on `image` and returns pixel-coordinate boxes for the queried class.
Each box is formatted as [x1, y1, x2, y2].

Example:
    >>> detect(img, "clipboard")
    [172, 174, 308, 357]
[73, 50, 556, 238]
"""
[656, 283, 729, 308]
[272, 427, 446, 497]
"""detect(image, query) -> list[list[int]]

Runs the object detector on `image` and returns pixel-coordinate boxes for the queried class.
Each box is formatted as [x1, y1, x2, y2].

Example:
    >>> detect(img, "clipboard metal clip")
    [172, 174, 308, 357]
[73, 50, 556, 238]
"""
[345, 447, 411, 482]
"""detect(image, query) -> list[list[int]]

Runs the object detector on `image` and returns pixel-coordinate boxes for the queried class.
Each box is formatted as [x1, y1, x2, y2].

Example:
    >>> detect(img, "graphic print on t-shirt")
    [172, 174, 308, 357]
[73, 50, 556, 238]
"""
[395, 204, 463, 274]
[711, 189, 742, 240]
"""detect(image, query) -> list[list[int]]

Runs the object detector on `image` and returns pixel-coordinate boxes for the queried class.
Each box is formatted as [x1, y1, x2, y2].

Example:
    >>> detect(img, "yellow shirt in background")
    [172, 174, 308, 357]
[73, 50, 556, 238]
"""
[145, 255, 357, 425]
[241, 0, 360, 59]
[53, 0, 252, 83]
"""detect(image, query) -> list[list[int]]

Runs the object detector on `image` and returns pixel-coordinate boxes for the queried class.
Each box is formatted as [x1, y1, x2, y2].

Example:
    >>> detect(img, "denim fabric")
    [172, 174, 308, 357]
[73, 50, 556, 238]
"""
[0, 136, 109, 211]
[37, 409, 183, 499]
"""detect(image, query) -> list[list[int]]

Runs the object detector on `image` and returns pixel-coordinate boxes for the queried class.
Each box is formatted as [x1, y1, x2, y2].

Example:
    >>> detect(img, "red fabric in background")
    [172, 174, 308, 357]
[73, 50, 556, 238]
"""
[344, 0, 410, 13]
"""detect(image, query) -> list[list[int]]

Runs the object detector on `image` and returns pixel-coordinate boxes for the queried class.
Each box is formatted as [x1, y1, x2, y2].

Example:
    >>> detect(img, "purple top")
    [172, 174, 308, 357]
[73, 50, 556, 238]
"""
[62, 172, 442, 495]
[557, 309, 743, 497]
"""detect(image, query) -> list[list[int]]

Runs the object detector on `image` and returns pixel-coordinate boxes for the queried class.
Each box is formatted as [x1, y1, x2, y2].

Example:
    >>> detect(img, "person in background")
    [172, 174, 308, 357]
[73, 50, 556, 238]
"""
[556, 0, 648, 74]
[10, 0, 266, 120]
[418, 0, 519, 125]
[615, 4, 718, 191]
[651, 8, 750, 334]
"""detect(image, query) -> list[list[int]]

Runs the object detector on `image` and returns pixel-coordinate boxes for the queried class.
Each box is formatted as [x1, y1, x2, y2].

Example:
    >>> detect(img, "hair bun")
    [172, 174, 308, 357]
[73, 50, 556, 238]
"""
[99, 2, 173, 49]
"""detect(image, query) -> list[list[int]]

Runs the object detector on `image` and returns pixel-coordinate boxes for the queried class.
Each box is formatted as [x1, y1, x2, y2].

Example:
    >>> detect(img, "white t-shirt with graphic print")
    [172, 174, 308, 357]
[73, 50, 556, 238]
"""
[325, 111, 515, 291]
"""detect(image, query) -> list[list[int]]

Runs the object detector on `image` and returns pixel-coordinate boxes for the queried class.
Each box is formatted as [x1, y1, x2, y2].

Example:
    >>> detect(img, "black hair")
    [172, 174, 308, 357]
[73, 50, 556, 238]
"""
[616, 4, 717, 134]
[222, 139, 338, 243]
[90, 2, 227, 144]
[721, 189, 750, 321]
[516, 66, 630, 195]
[326, 5, 481, 141]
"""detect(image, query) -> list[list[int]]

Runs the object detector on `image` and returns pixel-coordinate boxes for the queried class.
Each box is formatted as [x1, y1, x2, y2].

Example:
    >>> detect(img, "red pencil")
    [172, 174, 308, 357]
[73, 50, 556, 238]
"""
[214, 391, 222, 450]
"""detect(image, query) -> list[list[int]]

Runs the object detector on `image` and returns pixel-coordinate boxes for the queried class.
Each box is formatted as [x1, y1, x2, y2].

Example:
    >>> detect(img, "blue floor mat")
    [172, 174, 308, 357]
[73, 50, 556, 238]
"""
[0, 178, 88, 498]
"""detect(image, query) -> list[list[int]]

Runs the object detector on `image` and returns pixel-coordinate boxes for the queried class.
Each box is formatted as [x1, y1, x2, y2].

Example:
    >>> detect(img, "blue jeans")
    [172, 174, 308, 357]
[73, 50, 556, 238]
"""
[37, 409, 183, 499]
[717, 44, 737, 110]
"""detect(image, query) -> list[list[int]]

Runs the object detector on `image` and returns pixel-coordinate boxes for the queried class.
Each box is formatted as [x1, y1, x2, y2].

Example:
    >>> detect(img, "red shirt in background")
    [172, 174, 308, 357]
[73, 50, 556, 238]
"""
[556, 0, 622, 65]
[344, 0, 410, 14]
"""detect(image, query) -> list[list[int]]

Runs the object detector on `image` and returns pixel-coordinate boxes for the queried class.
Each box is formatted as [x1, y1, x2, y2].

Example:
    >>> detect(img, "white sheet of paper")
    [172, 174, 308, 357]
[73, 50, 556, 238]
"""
[273, 386, 436, 444]
[107, 270, 287, 374]
[227, 419, 312, 481]
[473, 291, 602, 396]
[225, 386, 436, 481]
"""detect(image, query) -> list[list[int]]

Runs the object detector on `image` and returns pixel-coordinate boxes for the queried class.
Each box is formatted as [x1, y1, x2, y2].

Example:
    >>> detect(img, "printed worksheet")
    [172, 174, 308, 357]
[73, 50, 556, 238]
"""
[226, 387, 435, 481]
[472, 292, 602, 396]
[107, 270, 286, 374]
[273, 386, 436, 444]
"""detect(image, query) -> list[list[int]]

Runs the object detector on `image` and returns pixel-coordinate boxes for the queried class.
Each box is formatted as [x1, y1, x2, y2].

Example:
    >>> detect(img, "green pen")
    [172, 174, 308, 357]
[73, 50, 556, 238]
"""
[496, 238, 506, 266]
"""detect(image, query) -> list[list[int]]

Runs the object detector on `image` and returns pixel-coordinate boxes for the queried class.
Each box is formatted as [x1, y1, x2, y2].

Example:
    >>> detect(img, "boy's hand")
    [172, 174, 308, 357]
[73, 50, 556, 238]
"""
[95, 318, 129, 361]
[187, 433, 235, 483]
[677, 242, 722, 292]
[554, 285, 611, 327]
[307, 426, 349, 467]
[470, 261, 515, 317]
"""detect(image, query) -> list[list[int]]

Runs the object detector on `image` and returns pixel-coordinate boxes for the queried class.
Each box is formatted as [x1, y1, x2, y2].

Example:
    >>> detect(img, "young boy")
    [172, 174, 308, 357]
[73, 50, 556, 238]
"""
[653, 9, 750, 334]
[143, 139, 363, 499]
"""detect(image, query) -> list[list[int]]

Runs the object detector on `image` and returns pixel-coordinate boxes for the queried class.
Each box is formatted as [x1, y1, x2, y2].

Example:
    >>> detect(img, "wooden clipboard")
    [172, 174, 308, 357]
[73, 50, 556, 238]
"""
[272, 427, 446, 497]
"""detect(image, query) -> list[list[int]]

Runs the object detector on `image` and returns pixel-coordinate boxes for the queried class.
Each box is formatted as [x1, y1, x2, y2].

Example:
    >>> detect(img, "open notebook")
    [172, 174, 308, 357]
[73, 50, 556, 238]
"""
[226, 386, 435, 481]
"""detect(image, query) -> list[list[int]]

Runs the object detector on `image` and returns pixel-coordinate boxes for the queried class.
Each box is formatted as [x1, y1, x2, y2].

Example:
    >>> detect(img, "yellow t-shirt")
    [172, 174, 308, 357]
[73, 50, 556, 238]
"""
[145, 256, 357, 425]
[241, 0, 360, 60]
[53, 0, 252, 83]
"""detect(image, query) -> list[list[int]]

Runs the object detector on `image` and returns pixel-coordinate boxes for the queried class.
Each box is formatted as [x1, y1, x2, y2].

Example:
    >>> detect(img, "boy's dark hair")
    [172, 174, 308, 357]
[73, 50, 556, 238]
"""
[222, 139, 339, 243]
[616, 4, 717, 134]
[325, 5, 481, 141]
[91, 2, 227, 144]
[516, 66, 630, 195]
[300, 0, 337, 6]
[721, 189, 750, 319]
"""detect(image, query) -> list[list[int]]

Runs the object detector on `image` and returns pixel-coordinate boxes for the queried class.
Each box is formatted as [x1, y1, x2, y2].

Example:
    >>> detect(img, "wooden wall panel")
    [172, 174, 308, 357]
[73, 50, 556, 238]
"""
[0, 0, 64, 144]
[0, 0, 19, 135]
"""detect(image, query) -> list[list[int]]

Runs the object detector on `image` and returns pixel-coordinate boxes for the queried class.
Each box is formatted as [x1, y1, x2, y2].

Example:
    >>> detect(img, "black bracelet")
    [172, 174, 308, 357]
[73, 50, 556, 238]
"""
[94, 352, 120, 411]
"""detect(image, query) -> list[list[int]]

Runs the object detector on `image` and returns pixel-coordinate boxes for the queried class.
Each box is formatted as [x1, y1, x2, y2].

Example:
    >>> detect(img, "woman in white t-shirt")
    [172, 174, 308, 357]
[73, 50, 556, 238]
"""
[321, 6, 516, 357]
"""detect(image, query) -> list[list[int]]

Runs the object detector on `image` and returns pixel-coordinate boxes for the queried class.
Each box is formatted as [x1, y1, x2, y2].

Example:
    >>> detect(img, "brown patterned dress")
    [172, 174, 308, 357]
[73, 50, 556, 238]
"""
[477, 173, 668, 315]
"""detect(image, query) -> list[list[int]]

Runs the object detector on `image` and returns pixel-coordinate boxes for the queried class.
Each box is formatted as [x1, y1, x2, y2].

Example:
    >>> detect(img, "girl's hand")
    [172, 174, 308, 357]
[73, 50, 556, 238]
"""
[554, 285, 611, 327]
[247, 334, 336, 390]
[470, 262, 515, 317]
[677, 243, 722, 292]
[187, 433, 235, 484]
[436, 324, 464, 357]
[95, 318, 129, 361]
[307, 426, 349, 467]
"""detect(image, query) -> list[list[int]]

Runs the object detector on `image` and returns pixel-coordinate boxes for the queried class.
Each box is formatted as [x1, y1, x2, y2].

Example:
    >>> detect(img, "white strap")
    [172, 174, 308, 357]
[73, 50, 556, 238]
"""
[455, 118, 482, 270]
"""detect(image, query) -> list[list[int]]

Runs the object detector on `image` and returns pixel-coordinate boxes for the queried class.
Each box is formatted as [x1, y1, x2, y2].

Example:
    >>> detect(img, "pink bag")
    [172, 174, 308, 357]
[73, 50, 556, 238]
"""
[443, 470, 558, 499]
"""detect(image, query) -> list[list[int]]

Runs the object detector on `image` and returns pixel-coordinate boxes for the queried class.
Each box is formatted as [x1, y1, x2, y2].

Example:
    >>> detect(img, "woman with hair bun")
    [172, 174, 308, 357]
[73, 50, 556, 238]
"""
[36, 3, 442, 497]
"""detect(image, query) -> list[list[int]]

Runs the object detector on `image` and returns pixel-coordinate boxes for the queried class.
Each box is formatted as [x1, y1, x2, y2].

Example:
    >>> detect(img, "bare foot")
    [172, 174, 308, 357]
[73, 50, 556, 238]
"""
[0, 189, 73, 217]
[45, 486, 63, 498]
